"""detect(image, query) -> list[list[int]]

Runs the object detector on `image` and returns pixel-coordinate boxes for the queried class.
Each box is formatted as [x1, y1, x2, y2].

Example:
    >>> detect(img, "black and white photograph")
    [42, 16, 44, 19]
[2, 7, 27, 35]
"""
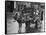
[5, 0, 45, 34]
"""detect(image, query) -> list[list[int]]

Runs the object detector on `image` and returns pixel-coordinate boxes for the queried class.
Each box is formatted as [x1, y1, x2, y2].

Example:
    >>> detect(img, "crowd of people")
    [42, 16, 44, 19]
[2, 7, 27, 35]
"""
[13, 5, 43, 33]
